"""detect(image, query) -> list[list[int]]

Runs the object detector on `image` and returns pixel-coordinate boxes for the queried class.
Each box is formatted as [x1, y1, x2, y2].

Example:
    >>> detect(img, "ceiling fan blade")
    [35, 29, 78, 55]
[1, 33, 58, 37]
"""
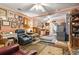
[23, 4, 35, 11]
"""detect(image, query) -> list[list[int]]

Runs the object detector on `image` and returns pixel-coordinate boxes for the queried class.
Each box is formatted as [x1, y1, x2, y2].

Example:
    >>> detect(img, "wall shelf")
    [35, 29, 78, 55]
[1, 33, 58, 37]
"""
[68, 13, 79, 54]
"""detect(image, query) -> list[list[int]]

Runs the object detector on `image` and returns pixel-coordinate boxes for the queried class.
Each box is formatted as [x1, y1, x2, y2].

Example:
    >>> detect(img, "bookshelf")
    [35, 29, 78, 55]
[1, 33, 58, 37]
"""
[68, 13, 79, 54]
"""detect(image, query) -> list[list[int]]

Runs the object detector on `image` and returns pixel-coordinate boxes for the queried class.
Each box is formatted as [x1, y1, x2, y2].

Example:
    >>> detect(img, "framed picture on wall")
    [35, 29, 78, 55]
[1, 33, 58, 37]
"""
[0, 8, 7, 20]
[2, 20, 10, 26]
[7, 10, 15, 18]
[0, 20, 2, 30]
[8, 18, 13, 21]
[14, 14, 18, 19]
[11, 21, 17, 28]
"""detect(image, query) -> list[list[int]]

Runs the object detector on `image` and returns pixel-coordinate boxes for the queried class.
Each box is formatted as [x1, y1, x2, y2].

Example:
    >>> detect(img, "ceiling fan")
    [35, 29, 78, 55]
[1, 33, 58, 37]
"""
[30, 3, 49, 12]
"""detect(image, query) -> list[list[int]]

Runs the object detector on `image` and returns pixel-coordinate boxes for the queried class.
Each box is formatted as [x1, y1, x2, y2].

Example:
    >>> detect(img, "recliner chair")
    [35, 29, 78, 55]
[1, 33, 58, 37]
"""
[15, 29, 32, 45]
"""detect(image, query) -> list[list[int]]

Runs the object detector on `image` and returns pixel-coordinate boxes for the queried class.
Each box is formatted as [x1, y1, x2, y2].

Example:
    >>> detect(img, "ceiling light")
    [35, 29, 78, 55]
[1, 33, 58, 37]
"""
[30, 3, 47, 12]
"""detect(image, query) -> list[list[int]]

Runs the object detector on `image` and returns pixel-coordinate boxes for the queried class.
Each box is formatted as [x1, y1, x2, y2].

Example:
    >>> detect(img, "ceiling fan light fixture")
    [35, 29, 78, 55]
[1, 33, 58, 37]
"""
[30, 3, 46, 12]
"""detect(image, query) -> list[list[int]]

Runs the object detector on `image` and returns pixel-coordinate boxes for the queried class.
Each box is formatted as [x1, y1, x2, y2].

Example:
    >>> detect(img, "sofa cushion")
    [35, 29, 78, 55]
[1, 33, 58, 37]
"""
[0, 44, 19, 55]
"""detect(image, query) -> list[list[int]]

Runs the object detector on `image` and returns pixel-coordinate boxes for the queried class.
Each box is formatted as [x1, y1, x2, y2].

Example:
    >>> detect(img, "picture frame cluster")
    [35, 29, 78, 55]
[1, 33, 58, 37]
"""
[0, 8, 24, 29]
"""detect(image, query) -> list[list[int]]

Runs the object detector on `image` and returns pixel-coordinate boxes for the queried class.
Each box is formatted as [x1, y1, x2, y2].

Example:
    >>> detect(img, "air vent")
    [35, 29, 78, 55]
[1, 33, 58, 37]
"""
[17, 8, 22, 10]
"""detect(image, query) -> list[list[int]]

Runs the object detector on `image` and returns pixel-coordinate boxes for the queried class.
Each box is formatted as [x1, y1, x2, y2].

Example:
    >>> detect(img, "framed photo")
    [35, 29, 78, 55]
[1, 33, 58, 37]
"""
[0, 20, 2, 30]
[8, 17, 13, 21]
[11, 21, 17, 28]
[14, 14, 18, 19]
[0, 8, 7, 20]
[7, 10, 15, 18]
[2, 20, 10, 26]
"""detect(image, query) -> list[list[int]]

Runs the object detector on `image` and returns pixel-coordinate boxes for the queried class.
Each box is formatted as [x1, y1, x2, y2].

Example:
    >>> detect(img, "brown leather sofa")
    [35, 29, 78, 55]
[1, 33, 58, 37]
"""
[0, 44, 37, 55]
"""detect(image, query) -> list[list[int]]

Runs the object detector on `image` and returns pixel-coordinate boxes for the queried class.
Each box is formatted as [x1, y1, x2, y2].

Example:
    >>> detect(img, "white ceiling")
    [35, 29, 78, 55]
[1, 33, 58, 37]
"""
[0, 3, 79, 17]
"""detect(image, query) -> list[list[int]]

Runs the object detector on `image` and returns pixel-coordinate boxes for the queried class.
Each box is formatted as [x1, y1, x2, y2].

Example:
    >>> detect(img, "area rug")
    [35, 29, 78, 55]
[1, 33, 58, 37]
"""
[20, 41, 64, 55]
[20, 43, 46, 54]
[39, 46, 63, 55]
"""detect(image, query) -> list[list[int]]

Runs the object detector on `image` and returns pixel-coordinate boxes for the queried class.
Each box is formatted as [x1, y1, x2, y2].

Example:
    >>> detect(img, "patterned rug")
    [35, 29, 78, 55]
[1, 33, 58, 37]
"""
[20, 43, 46, 54]
[39, 46, 63, 55]
[20, 41, 64, 55]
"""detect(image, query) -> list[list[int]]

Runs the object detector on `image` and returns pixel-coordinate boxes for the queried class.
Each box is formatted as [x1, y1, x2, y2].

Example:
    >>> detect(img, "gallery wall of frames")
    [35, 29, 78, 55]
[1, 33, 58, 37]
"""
[0, 8, 26, 32]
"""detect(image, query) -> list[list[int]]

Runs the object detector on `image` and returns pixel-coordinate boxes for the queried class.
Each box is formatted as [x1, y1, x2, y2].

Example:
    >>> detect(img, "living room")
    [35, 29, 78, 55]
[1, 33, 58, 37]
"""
[0, 3, 79, 55]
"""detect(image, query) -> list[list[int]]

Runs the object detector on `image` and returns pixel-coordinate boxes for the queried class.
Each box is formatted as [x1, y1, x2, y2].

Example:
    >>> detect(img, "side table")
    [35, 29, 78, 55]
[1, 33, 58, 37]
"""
[5, 39, 14, 46]
[0, 38, 14, 47]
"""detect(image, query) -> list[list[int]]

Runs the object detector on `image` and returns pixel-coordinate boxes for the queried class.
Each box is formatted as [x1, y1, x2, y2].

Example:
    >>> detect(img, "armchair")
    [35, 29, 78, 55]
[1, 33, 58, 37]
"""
[15, 29, 32, 45]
